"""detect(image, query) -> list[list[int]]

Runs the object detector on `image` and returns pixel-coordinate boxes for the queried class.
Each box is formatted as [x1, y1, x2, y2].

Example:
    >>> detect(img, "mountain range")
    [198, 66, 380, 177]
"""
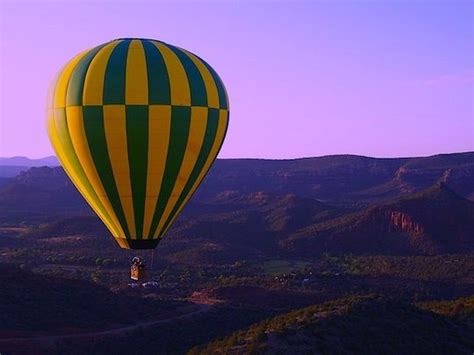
[0, 156, 59, 167]
[0, 156, 59, 182]
[0, 152, 473, 258]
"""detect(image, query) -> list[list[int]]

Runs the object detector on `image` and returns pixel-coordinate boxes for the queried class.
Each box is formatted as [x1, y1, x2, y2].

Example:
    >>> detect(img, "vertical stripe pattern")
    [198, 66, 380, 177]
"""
[47, 38, 229, 249]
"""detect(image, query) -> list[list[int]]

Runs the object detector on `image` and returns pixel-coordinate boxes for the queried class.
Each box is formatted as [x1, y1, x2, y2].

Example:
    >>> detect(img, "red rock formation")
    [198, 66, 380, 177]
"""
[389, 211, 424, 234]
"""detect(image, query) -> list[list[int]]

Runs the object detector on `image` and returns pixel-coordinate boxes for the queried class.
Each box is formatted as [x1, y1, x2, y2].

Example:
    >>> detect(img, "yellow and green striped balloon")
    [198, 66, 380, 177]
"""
[47, 38, 229, 249]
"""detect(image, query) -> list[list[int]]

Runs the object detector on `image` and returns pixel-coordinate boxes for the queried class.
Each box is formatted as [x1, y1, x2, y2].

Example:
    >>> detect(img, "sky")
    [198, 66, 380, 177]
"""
[0, 0, 473, 159]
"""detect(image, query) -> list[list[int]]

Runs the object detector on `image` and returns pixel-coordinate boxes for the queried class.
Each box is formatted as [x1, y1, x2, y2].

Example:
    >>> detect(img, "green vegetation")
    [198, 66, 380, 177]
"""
[420, 296, 474, 317]
[191, 295, 474, 354]
[312, 254, 474, 281]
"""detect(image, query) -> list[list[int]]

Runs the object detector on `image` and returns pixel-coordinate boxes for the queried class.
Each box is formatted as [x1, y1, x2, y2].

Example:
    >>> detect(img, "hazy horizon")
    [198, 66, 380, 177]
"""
[1, 0, 473, 159]
[1, 150, 474, 163]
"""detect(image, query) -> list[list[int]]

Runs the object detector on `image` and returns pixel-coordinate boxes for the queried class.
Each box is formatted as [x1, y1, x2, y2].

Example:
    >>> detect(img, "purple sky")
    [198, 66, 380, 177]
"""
[0, 0, 473, 159]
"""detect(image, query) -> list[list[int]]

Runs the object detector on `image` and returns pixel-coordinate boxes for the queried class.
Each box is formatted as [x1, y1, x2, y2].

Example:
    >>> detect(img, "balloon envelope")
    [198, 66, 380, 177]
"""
[47, 38, 229, 249]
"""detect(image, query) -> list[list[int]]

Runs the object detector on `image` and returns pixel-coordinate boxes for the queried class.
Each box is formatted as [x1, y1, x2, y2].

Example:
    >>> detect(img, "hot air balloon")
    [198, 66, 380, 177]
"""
[47, 38, 229, 250]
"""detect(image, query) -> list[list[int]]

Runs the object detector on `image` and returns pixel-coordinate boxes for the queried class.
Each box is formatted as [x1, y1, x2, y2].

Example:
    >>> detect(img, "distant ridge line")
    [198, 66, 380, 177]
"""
[1, 151, 473, 165]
